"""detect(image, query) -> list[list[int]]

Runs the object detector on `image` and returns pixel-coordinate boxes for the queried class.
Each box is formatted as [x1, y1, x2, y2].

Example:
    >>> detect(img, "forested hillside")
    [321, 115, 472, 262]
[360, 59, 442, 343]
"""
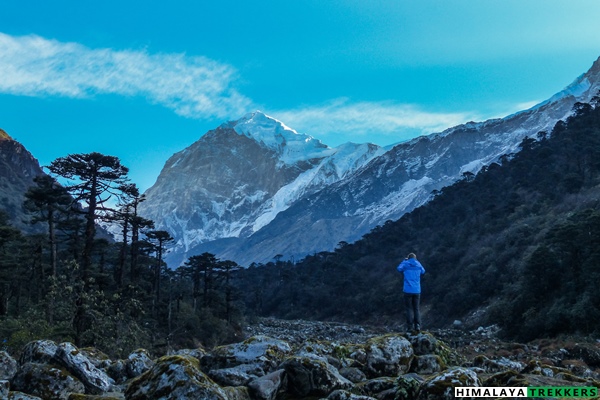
[1, 98, 599, 359]
[234, 98, 600, 341]
[0, 152, 246, 357]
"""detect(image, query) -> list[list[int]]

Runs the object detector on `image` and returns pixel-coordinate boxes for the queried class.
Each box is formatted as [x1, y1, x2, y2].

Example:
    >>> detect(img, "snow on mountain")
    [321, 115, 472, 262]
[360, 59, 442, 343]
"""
[143, 56, 600, 267]
[186, 56, 600, 266]
[139, 111, 382, 266]
[226, 111, 334, 165]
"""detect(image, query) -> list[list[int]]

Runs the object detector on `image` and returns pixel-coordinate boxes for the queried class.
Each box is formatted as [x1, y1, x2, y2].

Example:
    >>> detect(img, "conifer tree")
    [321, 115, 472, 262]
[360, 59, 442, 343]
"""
[145, 230, 174, 305]
[48, 152, 129, 280]
[24, 174, 72, 277]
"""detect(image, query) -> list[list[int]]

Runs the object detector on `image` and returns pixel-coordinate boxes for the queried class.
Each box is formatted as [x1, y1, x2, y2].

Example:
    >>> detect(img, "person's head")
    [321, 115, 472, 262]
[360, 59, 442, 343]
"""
[407, 253, 417, 259]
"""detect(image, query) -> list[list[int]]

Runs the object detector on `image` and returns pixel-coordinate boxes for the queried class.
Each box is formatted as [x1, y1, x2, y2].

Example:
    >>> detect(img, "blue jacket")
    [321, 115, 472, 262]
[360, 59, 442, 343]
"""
[397, 258, 425, 294]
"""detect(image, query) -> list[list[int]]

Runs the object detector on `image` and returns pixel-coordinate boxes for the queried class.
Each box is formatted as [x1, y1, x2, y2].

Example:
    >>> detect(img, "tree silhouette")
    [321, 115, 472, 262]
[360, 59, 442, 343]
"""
[48, 152, 129, 280]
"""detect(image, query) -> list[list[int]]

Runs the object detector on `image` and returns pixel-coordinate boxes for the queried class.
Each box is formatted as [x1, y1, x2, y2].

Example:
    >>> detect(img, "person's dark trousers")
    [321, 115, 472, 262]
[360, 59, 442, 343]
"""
[403, 293, 421, 330]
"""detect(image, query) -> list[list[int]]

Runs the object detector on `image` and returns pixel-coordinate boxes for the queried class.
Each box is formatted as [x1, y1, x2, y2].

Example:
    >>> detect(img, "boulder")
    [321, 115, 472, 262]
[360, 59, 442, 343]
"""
[78, 348, 112, 370]
[354, 377, 396, 398]
[11, 362, 85, 400]
[125, 349, 154, 379]
[201, 335, 291, 373]
[1, 379, 8, 397]
[410, 355, 445, 374]
[125, 355, 228, 400]
[20, 340, 59, 365]
[364, 334, 413, 378]
[0, 351, 18, 380]
[339, 367, 367, 383]
[407, 332, 438, 355]
[222, 386, 252, 400]
[174, 347, 207, 361]
[247, 369, 285, 400]
[472, 355, 523, 373]
[395, 373, 425, 400]
[280, 355, 352, 398]
[54, 342, 113, 395]
[106, 360, 127, 384]
[417, 367, 480, 400]
[8, 392, 44, 399]
[208, 364, 260, 387]
[326, 390, 377, 400]
[407, 332, 462, 366]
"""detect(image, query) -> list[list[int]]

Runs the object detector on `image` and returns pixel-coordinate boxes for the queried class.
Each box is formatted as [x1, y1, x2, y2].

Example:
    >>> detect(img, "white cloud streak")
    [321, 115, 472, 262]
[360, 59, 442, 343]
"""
[272, 99, 477, 143]
[0, 33, 478, 143]
[0, 32, 252, 119]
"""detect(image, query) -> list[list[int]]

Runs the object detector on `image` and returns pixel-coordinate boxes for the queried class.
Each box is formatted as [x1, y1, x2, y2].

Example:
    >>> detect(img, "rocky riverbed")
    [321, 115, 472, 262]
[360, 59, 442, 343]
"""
[0, 318, 599, 399]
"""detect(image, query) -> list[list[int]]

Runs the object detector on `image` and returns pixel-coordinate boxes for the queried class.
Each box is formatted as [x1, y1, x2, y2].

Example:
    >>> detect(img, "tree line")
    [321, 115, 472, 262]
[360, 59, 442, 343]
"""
[3, 97, 600, 353]
[0, 152, 245, 357]
[232, 97, 600, 342]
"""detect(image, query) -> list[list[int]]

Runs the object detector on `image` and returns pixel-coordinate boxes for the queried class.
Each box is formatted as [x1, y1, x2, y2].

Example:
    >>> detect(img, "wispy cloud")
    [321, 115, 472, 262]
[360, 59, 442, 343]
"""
[0, 33, 477, 142]
[0, 32, 252, 119]
[272, 99, 477, 142]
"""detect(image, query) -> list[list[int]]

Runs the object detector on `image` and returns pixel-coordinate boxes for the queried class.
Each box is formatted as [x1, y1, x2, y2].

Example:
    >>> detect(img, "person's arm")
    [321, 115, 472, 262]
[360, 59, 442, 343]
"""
[397, 259, 407, 273]
[416, 260, 425, 274]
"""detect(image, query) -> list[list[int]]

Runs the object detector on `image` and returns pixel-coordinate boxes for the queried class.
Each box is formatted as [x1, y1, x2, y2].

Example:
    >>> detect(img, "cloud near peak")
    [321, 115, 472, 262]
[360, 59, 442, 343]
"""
[272, 99, 477, 143]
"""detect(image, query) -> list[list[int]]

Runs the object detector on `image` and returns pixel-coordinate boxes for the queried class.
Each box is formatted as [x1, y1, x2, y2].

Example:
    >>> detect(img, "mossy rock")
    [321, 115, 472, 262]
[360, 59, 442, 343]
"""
[409, 355, 445, 375]
[11, 362, 86, 400]
[203, 335, 291, 372]
[482, 370, 530, 386]
[125, 355, 228, 400]
[353, 377, 396, 397]
[364, 334, 414, 378]
[222, 386, 251, 400]
[433, 340, 463, 367]
[394, 373, 424, 400]
[417, 367, 480, 400]
[280, 355, 353, 397]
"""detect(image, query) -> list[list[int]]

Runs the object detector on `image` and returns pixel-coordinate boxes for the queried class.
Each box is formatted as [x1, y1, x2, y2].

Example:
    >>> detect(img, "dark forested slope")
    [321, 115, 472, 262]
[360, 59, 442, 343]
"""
[235, 99, 600, 341]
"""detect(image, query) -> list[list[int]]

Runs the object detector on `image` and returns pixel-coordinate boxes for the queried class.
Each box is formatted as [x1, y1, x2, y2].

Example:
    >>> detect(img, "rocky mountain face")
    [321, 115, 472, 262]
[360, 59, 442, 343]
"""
[140, 112, 383, 266]
[2, 319, 599, 399]
[143, 57, 600, 266]
[0, 129, 45, 230]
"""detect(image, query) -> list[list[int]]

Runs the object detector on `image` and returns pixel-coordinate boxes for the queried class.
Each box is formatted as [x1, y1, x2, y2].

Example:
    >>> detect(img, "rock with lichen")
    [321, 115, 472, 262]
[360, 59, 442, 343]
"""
[11, 362, 85, 400]
[0, 351, 18, 380]
[19, 340, 59, 365]
[417, 367, 480, 400]
[280, 355, 353, 397]
[353, 376, 396, 398]
[54, 342, 113, 395]
[208, 363, 263, 387]
[247, 368, 285, 400]
[7, 392, 44, 399]
[395, 373, 425, 400]
[363, 334, 414, 378]
[410, 354, 445, 374]
[326, 389, 377, 400]
[201, 335, 291, 373]
[125, 349, 154, 379]
[125, 354, 228, 400]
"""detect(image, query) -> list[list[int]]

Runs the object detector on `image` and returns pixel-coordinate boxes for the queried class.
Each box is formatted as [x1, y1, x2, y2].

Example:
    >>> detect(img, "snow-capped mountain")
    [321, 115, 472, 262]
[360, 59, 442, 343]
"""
[139, 112, 383, 266]
[142, 56, 600, 266]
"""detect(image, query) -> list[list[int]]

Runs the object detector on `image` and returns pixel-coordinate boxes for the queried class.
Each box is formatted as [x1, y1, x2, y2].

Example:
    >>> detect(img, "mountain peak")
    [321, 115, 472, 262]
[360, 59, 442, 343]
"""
[222, 110, 332, 165]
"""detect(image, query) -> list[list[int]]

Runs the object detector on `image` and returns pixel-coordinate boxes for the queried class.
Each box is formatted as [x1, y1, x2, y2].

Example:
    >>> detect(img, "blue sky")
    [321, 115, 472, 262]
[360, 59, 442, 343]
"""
[1, 0, 600, 191]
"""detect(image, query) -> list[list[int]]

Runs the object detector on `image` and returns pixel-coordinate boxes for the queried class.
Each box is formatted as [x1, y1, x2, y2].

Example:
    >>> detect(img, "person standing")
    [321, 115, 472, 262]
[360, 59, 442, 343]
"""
[397, 253, 426, 332]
